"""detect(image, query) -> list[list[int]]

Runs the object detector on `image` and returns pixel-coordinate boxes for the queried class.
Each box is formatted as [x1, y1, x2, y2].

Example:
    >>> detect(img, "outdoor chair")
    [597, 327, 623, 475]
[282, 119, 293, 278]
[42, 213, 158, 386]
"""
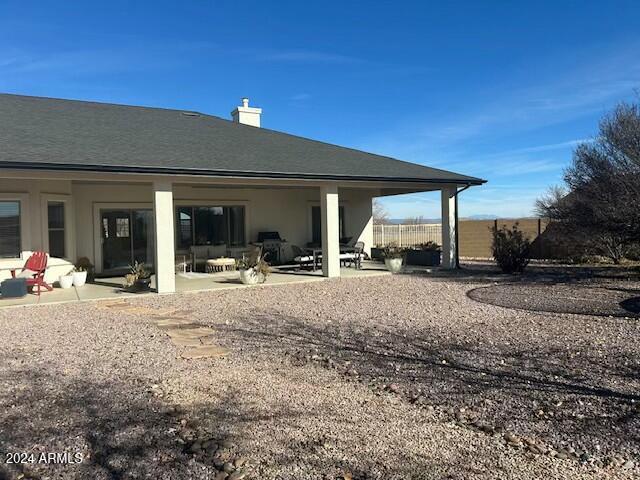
[340, 241, 365, 269]
[352, 241, 365, 269]
[291, 245, 315, 270]
[10, 251, 53, 296]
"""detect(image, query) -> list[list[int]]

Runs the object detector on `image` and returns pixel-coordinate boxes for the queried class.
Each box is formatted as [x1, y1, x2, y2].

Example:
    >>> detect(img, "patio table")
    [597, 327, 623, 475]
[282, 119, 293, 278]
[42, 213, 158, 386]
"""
[206, 257, 237, 273]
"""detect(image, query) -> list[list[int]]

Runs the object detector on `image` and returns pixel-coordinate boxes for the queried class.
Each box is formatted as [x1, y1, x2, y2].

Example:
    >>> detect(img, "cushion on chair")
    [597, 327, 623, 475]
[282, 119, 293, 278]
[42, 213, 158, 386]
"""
[294, 255, 315, 264]
[16, 269, 37, 278]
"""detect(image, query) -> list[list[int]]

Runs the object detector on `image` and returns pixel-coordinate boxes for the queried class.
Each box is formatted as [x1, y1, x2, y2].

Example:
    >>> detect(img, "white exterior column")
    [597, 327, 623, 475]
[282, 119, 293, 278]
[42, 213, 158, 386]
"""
[441, 186, 458, 269]
[321, 184, 340, 278]
[153, 181, 176, 293]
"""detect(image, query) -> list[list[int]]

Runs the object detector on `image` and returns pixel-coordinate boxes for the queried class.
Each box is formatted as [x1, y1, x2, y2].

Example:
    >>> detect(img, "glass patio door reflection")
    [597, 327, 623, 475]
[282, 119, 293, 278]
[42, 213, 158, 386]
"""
[101, 209, 154, 273]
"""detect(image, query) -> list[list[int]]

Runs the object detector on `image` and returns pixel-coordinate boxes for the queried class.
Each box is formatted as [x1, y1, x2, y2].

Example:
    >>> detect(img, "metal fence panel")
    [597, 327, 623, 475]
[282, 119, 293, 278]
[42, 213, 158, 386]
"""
[373, 224, 442, 247]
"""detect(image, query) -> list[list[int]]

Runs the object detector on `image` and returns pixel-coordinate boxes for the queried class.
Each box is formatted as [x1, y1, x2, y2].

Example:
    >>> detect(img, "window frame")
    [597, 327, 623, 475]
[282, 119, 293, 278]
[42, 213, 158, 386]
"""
[0, 199, 22, 259]
[46, 201, 66, 258]
[41, 194, 74, 260]
[0, 193, 30, 259]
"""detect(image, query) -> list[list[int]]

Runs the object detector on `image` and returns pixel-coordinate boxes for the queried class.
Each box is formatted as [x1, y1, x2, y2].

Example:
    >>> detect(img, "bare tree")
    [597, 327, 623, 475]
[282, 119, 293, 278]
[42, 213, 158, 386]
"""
[372, 199, 390, 224]
[536, 101, 640, 263]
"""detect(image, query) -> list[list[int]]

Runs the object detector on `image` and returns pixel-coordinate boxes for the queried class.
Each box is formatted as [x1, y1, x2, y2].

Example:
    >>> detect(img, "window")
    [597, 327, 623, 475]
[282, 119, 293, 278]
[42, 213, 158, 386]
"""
[47, 201, 65, 258]
[0, 201, 20, 258]
[116, 217, 130, 237]
[311, 206, 345, 244]
[175, 206, 246, 248]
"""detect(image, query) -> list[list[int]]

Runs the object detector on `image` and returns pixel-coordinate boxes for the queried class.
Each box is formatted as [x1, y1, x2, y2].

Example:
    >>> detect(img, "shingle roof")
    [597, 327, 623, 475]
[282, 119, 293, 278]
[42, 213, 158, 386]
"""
[0, 93, 484, 185]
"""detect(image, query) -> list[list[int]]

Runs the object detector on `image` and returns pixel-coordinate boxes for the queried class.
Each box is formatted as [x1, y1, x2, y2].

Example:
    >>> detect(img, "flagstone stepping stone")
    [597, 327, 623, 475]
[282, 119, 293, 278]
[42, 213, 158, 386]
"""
[166, 327, 215, 339]
[154, 318, 195, 329]
[152, 314, 189, 321]
[171, 337, 204, 347]
[181, 345, 230, 359]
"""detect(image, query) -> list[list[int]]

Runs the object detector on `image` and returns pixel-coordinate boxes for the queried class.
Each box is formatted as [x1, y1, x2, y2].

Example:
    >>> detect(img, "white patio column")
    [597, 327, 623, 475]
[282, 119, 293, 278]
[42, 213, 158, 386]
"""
[321, 184, 340, 278]
[441, 186, 458, 269]
[153, 180, 176, 293]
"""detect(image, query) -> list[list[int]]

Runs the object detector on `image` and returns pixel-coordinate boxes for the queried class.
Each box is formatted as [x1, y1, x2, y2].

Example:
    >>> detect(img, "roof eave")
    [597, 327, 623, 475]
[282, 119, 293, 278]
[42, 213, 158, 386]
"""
[0, 161, 486, 186]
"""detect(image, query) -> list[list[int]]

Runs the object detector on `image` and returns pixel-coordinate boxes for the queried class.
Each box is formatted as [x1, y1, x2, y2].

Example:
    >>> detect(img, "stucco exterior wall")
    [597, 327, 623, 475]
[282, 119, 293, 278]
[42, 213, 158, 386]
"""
[0, 178, 74, 282]
[0, 178, 376, 280]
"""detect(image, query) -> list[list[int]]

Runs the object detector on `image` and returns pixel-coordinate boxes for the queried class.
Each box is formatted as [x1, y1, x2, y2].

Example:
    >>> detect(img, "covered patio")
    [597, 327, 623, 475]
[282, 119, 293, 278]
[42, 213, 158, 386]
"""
[0, 261, 421, 308]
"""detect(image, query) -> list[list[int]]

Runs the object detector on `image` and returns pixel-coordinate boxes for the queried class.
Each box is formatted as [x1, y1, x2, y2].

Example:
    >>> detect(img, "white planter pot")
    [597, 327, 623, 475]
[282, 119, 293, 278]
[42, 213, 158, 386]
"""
[384, 257, 404, 274]
[72, 271, 87, 287]
[59, 275, 74, 289]
[239, 268, 265, 285]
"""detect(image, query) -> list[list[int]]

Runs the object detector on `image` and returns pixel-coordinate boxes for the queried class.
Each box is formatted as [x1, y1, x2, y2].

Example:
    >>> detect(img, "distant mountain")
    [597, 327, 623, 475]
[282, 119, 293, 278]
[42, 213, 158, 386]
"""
[382, 214, 501, 225]
[463, 214, 499, 220]
[386, 218, 440, 224]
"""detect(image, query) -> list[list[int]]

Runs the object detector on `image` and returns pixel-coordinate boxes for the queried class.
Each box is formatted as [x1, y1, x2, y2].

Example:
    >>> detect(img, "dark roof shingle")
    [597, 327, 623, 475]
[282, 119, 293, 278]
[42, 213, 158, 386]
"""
[0, 93, 484, 185]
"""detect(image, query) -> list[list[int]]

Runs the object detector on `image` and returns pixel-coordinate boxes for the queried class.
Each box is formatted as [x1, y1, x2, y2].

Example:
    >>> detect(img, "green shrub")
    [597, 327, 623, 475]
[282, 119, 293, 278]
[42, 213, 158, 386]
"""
[491, 223, 531, 273]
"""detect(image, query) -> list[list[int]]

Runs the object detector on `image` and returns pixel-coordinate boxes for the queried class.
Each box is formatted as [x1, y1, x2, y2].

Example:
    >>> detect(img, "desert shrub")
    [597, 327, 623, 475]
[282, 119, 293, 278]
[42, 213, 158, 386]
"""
[491, 223, 531, 273]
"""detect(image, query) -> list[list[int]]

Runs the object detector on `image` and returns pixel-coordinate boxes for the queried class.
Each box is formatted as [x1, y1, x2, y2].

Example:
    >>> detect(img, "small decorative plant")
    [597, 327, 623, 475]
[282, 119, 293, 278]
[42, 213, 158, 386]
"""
[236, 249, 270, 284]
[382, 243, 406, 259]
[71, 264, 88, 287]
[123, 273, 137, 289]
[75, 257, 95, 282]
[123, 261, 152, 290]
[382, 243, 405, 273]
[414, 241, 441, 251]
[491, 223, 531, 274]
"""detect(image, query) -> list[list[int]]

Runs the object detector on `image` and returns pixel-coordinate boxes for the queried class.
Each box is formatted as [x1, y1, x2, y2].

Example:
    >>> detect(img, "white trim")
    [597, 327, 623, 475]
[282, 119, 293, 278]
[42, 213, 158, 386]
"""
[0, 192, 31, 257]
[92, 202, 153, 274]
[40, 193, 75, 261]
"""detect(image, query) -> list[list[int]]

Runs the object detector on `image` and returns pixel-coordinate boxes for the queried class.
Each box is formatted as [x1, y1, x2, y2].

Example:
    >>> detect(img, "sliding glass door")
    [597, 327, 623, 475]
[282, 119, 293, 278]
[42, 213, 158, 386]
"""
[101, 209, 154, 273]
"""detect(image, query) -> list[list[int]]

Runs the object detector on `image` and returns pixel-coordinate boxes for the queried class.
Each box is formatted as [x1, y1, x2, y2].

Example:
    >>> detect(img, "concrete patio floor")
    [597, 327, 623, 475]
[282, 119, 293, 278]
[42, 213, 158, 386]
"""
[0, 261, 424, 308]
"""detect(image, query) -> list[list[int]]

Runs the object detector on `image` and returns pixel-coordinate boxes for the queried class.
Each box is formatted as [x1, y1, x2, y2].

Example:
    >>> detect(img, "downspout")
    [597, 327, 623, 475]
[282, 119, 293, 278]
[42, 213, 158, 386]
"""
[454, 184, 472, 269]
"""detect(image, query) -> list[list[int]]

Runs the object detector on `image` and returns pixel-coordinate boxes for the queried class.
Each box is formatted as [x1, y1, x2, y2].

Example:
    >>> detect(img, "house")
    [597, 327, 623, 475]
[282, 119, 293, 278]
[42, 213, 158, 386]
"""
[0, 93, 485, 293]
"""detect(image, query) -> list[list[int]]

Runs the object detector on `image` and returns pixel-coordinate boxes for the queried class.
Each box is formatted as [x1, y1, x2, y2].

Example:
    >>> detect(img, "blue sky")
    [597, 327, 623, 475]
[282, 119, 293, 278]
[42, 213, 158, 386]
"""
[1, 1, 639, 219]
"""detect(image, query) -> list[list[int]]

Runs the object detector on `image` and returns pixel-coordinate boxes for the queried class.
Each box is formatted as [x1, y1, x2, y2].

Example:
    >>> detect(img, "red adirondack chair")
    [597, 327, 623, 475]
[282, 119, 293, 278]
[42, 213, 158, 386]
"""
[10, 251, 53, 296]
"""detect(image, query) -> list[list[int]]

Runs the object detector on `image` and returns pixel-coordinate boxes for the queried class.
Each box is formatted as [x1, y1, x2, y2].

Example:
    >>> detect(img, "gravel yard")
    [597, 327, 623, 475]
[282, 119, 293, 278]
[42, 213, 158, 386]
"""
[0, 270, 638, 479]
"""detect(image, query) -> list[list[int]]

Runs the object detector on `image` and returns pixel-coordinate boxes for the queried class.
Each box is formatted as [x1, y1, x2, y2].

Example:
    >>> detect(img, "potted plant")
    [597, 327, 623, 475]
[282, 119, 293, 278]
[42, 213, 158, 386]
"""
[405, 241, 442, 266]
[59, 269, 74, 289]
[72, 266, 87, 287]
[123, 261, 152, 291]
[236, 250, 270, 285]
[75, 257, 95, 282]
[382, 244, 405, 273]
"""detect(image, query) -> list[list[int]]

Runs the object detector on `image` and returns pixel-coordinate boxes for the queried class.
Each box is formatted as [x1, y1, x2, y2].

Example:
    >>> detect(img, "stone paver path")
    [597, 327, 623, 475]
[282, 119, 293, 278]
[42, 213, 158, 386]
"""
[97, 301, 230, 359]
